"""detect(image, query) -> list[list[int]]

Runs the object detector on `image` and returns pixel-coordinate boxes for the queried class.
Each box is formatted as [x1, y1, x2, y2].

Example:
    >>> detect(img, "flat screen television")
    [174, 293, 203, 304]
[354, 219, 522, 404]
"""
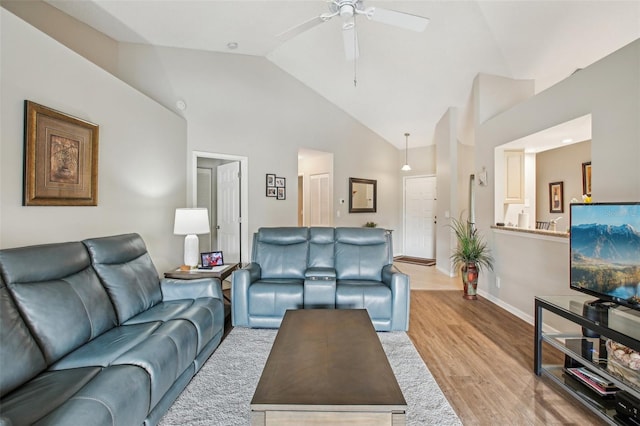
[570, 202, 640, 310]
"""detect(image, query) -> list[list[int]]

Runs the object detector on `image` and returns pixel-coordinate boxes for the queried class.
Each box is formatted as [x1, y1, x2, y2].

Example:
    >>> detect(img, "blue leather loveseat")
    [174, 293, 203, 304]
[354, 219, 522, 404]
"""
[231, 227, 410, 331]
[0, 233, 225, 426]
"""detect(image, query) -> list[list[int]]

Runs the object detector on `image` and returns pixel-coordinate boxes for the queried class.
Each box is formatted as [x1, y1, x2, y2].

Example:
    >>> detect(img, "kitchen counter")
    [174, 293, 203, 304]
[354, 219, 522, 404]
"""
[491, 225, 569, 239]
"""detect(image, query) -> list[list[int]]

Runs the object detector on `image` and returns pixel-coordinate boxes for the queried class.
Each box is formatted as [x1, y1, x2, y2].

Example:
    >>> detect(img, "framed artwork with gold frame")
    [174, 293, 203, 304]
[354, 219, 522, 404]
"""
[23, 101, 99, 206]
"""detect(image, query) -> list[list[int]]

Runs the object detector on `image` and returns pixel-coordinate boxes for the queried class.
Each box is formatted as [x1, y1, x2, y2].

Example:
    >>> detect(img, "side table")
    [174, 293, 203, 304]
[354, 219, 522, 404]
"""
[164, 263, 238, 303]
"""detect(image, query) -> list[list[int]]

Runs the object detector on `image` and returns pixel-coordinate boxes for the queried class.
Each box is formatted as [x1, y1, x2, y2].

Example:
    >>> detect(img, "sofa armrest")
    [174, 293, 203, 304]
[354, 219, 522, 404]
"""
[231, 263, 261, 327]
[382, 264, 410, 331]
[160, 278, 223, 302]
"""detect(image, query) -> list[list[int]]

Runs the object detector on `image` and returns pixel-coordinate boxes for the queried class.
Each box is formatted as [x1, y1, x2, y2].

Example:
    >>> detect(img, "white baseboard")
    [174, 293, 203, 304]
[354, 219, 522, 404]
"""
[477, 289, 561, 334]
[436, 265, 456, 277]
[477, 289, 534, 325]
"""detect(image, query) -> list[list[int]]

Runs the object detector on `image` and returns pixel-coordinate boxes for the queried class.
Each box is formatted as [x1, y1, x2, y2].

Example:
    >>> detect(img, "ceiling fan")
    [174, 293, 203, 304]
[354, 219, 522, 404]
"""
[277, 0, 430, 61]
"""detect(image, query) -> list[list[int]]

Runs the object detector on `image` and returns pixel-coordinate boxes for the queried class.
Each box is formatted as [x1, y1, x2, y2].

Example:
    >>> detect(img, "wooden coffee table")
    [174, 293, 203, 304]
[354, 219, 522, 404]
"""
[250, 309, 406, 425]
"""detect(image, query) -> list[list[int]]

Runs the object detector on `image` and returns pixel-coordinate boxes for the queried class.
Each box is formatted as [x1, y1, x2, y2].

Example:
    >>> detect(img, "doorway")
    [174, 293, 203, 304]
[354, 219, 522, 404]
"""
[403, 175, 437, 259]
[192, 151, 249, 263]
[298, 148, 334, 227]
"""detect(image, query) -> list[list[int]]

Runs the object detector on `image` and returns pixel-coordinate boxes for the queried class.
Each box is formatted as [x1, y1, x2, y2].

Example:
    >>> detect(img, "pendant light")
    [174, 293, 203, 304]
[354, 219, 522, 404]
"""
[401, 132, 412, 171]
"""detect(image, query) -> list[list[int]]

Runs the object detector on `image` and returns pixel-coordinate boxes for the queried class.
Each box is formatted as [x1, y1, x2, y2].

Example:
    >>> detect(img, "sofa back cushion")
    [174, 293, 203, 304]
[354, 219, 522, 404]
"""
[83, 234, 162, 324]
[253, 228, 309, 279]
[309, 227, 335, 268]
[0, 242, 117, 367]
[335, 228, 390, 281]
[0, 276, 47, 397]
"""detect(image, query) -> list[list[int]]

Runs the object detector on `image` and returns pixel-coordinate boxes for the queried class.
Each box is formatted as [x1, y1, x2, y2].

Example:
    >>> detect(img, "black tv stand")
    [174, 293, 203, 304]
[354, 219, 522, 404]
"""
[535, 295, 640, 425]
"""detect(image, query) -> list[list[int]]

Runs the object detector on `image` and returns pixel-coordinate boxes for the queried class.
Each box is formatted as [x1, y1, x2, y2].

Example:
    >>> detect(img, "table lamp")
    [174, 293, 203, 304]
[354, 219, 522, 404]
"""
[174, 208, 210, 268]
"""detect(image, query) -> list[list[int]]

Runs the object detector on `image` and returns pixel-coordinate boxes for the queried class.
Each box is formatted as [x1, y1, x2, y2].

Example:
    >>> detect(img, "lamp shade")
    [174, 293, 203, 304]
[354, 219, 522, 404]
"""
[173, 208, 210, 235]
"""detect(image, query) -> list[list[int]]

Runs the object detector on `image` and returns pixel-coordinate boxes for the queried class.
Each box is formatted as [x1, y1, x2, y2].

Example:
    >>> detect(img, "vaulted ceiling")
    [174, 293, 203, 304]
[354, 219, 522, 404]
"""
[45, 1, 640, 148]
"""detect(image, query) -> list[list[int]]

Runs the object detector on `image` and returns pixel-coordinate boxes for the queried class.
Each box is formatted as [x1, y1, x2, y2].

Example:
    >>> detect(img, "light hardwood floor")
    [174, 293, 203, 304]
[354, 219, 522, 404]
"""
[403, 263, 605, 425]
[224, 264, 605, 424]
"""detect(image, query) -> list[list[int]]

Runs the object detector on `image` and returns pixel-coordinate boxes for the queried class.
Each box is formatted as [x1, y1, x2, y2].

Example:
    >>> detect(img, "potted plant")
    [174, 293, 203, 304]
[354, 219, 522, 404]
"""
[450, 216, 494, 300]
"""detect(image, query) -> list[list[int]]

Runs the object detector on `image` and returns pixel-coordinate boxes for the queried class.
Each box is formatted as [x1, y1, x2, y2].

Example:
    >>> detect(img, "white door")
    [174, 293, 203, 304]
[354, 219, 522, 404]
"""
[309, 173, 330, 226]
[404, 176, 437, 258]
[217, 162, 241, 263]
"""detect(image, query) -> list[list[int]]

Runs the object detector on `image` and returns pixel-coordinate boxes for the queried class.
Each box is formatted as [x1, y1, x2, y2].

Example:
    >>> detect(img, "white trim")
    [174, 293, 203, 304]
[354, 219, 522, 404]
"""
[191, 151, 250, 263]
[478, 290, 565, 334]
[477, 288, 534, 325]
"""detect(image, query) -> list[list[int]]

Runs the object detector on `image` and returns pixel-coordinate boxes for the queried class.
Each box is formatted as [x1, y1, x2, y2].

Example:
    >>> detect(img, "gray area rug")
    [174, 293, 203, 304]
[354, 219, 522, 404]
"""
[160, 328, 461, 425]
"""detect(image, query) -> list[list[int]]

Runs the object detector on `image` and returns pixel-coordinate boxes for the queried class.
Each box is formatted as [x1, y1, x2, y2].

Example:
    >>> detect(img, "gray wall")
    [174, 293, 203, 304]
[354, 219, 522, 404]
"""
[0, 5, 407, 260]
[0, 9, 187, 273]
[114, 43, 404, 254]
[475, 40, 640, 324]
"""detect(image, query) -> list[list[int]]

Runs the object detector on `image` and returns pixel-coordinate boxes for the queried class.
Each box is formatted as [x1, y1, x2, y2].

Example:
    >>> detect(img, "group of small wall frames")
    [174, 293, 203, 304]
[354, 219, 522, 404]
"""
[266, 174, 286, 200]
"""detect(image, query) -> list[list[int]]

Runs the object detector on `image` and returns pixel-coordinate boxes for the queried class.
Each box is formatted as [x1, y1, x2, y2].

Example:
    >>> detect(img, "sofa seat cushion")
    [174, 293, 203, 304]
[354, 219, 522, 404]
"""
[248, 280, 304, 317]
[0, 366, 101, 425]
[124, 299, 223, 354]
[123, 300, 192, 324]
[33, 365, 150, 426]
[113, 319, 197, 408]
[49, 322, 161, 370]
[335, 281, 392, 320]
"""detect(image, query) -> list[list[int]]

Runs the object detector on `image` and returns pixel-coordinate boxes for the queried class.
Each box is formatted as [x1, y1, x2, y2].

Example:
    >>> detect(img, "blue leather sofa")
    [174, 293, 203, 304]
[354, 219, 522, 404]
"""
[0, 233, 225, 426]
[231, 227, 410, 331]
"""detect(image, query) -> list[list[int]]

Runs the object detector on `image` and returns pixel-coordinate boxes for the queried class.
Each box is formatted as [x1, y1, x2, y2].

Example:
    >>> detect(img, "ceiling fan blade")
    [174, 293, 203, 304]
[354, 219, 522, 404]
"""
[342, 24, 359, 61]
[276, 15, 330, 42]
[366, 7, 430, 32]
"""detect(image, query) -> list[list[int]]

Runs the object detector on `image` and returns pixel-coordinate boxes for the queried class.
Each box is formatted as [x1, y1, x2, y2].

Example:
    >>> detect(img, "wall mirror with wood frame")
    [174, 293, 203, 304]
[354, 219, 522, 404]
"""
[349, 178, 377, 213]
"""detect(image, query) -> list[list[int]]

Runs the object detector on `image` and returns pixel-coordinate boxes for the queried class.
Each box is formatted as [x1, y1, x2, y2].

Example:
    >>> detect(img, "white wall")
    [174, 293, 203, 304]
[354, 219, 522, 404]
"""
[114, 43, 404, 253]
[0, 10, 187, 273]
[435, 108, 457, 276]
[475, 39, 640, 321]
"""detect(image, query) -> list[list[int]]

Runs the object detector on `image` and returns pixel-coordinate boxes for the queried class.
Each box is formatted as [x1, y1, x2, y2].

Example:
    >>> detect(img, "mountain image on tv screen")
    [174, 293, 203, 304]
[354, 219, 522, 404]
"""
[570, 203, 640, 306]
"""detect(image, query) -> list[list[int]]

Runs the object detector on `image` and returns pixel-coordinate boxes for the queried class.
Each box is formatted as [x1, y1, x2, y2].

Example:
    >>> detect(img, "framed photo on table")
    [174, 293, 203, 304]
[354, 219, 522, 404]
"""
[549, 181, 564, 213]
[201, 251, 224, 268]
[23, 101, 99, 206]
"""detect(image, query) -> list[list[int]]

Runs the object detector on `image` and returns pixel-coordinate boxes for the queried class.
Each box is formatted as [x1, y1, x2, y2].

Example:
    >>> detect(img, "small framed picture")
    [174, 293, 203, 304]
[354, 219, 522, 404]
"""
[277, 187, 286, 200]
[549, 181, 564, 213]
[266, 173, 275, 187]
[275, 177, 286, 188]
[582, 162, 591, 196]
[201, 251, 224, 268]
[266, 186, 277, 197]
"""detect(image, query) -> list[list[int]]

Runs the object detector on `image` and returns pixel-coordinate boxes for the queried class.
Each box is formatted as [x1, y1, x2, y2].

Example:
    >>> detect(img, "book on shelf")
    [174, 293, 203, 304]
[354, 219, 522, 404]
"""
[565, 367, 620, 396]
